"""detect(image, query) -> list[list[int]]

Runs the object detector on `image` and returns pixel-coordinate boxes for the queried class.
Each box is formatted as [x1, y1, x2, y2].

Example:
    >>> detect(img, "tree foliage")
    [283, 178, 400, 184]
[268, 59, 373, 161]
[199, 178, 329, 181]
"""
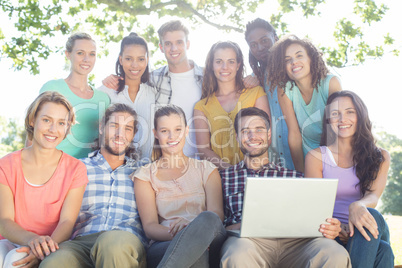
[0, 116, 25, 157]
[376, 131, 402, 216]
[0, 0, 399, 74]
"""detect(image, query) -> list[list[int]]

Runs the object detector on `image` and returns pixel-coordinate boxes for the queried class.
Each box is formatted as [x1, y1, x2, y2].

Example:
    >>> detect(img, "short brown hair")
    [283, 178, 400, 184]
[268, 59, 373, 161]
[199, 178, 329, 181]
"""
[25, 91, 75, 140]
[157, 20, 189, 43]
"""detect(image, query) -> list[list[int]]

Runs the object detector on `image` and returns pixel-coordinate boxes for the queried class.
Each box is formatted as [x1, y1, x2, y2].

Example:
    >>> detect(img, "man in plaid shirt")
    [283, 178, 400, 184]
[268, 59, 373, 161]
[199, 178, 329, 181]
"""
[41, 104, 147, 268]
[219, 107, 351, 267]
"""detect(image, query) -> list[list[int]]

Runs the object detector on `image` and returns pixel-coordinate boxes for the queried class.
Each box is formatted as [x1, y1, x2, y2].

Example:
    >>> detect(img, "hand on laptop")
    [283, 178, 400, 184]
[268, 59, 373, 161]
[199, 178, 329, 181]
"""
[348, 201, 379, 241]
[319, 218, 341, 240]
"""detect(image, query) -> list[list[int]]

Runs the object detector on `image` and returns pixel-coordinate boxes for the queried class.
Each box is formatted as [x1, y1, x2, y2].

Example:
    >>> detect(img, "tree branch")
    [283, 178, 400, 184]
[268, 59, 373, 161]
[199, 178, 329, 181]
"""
[97, 0, 242, 32]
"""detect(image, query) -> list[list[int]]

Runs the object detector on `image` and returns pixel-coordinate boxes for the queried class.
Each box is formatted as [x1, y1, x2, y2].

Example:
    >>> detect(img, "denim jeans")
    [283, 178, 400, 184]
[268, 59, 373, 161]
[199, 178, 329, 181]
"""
[147, 211, 227, 268]
[337, 208, 394, 268]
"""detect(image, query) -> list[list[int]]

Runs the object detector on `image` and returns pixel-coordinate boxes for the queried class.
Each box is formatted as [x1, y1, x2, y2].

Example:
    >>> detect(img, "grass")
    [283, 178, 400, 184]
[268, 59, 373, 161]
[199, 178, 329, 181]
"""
[385, 215, 402, 265]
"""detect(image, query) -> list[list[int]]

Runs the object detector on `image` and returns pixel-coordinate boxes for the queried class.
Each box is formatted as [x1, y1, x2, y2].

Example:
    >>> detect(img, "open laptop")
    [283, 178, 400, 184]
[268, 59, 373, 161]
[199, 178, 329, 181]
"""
[227, 177, 338, 238]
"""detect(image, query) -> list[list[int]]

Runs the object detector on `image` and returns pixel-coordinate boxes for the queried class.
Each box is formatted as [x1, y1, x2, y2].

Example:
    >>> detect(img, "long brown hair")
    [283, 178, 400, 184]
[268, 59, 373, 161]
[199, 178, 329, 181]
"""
[267, 35, 329, 92]
[201, 41, 245, 104]
[321, 90, 384, 197]
[152, 105, 187, 161]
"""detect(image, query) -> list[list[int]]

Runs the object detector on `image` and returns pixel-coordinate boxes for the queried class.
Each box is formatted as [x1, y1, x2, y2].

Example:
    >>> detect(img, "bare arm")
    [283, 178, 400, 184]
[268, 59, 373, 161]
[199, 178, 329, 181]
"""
[51, 185, 86, 243]
[134, 178, 172, 241]
[278, 88, 304, 172]
[193, 109, 231, 170]
[328, 76, 342, 96]
[204, 169, 224, 222]
[348, 149, 390, 240]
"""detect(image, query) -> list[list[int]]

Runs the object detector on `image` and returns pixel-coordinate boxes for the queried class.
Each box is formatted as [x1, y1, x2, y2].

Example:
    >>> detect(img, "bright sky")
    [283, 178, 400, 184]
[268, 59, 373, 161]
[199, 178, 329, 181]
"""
[1, 0, 401, 138]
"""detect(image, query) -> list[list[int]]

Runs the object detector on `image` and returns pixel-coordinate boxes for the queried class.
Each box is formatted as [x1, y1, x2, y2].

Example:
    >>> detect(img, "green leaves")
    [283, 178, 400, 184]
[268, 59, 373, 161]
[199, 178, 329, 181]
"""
[0, 0, 399, 74]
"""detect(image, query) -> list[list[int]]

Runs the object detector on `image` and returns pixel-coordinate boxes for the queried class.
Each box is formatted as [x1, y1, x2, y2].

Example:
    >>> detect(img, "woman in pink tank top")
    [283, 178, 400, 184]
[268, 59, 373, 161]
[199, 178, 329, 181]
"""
[305, 90, 394, 267]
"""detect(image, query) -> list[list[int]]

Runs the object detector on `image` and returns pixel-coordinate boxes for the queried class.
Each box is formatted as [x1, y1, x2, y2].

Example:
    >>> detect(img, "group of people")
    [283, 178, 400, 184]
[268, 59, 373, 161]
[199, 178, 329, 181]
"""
[0, 17, 394, 268]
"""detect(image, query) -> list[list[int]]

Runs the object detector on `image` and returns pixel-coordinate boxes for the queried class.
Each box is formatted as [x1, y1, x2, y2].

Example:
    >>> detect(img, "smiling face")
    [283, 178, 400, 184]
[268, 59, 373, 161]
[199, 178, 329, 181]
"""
[159, 30, 189, 68]
[101, 112, 136, 156]
[246, 28, 276, 64]
[30, 102, 70, 150]
[285, 43, 311, 82]
[328, 97, 358, 139]
[213, 48, 240, 84]
[237, 115, 271, 159]
[66, 39, 96, 75]
[119, 44, 148, 82]
[153, 114, 188, 156]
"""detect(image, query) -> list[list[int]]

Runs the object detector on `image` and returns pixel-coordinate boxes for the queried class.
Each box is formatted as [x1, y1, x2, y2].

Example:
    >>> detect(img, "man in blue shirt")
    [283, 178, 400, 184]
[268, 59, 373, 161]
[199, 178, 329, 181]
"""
[40, 103, 147, 268]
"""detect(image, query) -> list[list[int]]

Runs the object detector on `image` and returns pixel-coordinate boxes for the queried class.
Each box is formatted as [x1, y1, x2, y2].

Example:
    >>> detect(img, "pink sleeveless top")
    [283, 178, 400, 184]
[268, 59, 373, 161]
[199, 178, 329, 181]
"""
[320, 146, 361, 224]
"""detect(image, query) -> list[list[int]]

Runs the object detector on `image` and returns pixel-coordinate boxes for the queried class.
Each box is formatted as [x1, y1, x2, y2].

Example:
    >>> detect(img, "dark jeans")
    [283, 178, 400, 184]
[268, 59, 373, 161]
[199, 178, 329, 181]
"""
[336, 208, 394, 268]
[147, 211, 227, 268]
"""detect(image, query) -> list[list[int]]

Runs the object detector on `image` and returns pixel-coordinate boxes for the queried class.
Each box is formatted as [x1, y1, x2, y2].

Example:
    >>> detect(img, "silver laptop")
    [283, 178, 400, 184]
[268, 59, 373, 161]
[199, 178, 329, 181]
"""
[228, 177, 338, 238]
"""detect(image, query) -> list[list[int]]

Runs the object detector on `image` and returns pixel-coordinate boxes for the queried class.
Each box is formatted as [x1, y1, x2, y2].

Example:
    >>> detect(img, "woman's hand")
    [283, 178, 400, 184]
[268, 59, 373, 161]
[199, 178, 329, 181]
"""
[13, 246, 40, 268]
[102, 74, 121, 90]
[27, 235, 59, 260]
[319, 218, 342, 240]
[169, 218, 190, 237]
[348, 201, 378, 241]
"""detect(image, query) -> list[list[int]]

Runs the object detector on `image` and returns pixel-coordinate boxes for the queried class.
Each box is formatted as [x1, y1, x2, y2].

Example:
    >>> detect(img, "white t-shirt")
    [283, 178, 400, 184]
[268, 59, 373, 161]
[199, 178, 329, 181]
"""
[98, 83, 156, 161]
[170, 68, 202, 158]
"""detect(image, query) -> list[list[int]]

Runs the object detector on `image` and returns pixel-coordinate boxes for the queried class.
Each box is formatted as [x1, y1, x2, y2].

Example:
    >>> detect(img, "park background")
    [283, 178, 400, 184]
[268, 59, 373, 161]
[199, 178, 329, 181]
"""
[1, 0, 401, 264]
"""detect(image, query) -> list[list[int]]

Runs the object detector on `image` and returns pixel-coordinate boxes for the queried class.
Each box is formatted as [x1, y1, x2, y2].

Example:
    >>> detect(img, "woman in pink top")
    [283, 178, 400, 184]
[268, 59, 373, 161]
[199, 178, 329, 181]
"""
[305, 91, 394, 267]
[0, 92, 88, 267]
[134, 105, 226, 268]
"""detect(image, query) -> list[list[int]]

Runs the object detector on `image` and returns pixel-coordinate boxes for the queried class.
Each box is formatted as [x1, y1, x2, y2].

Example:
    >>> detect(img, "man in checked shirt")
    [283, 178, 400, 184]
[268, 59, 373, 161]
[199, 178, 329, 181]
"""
[40, 104, 147, 268]
[219, 107, 351, 268]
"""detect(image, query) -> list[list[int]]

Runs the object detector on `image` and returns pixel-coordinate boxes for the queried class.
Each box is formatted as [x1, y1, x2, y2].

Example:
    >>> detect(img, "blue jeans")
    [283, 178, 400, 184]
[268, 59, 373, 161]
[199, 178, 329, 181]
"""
[146, 211, 227, 268]
[337, 208, 394, 268]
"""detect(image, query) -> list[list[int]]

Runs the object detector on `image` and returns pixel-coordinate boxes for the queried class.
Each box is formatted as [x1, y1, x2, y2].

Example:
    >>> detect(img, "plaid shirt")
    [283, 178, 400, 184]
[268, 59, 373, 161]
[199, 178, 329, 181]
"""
[73, 150, 148, 246]
[220, 161, 303, 226]
[149, 60, 203, 105]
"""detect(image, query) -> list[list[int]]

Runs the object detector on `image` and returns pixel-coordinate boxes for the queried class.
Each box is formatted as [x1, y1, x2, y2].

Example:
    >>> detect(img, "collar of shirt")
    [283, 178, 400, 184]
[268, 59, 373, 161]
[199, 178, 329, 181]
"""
[87, 150, 138, 170]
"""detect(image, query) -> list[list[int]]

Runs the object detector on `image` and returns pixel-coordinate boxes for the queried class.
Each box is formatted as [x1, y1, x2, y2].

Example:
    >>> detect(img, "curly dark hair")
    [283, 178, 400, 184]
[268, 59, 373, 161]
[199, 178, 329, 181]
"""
[267, 35, 329, 92]
[321, 90, 384, 197]
[201, 41, 245, 104]
[245, 18, 278, 87]
[115, 32, 150, 93]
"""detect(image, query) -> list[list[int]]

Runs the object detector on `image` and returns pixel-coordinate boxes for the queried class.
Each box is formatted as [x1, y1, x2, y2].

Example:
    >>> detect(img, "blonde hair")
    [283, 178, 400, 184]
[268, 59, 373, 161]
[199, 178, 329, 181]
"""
[25, 91, 75, 140]
[66, 32, 94, 53]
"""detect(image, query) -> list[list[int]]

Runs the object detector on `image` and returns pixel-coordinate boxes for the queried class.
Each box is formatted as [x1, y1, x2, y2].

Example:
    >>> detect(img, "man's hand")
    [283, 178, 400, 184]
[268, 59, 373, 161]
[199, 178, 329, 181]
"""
[13, 246, 40, 267]
[319, 218, 341, 240]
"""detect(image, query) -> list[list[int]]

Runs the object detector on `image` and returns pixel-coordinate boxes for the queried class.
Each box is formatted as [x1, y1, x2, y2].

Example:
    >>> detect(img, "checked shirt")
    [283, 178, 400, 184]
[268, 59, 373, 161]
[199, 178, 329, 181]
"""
[73, 150, 148, 246]
[220, 161, 303, 227]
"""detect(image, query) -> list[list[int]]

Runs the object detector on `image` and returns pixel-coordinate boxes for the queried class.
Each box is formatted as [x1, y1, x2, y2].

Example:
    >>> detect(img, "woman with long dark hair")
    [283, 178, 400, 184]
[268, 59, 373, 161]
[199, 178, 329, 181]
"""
[267, 35, 342, 172]
[305, 90, 394, 267]
[194, 41, 270, 169]
[98, 32, 156, 161]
